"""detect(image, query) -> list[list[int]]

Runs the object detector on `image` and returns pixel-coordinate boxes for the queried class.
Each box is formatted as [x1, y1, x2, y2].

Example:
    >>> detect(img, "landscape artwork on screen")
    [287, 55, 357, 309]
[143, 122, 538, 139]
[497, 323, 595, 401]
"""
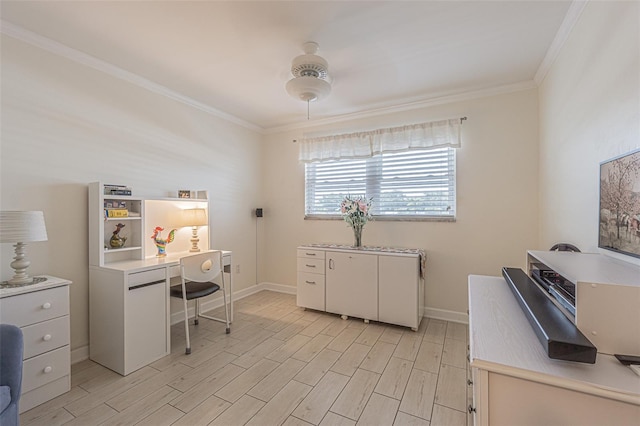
[599, 149, 640, 259]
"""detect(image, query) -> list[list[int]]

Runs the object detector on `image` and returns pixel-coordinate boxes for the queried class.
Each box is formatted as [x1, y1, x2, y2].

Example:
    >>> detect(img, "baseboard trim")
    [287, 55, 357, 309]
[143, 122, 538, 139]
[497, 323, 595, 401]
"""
[71, 345, 89, 365]
[260, 282, 297, 295]
[169, 282, 296, 325]
[424, 307, 468, 324]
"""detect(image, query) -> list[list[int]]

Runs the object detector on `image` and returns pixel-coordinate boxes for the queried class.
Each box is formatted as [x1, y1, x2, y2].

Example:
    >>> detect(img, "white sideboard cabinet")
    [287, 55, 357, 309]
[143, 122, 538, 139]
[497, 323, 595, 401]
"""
[468, 274, 640, 426]
[297, 245, 425, 330]
[0, 276, 72, 413]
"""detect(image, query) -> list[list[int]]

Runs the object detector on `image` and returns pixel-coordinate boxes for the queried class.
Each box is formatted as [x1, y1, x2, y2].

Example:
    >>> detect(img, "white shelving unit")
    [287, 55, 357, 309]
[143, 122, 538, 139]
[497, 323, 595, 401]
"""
[88, 182, 144, 266]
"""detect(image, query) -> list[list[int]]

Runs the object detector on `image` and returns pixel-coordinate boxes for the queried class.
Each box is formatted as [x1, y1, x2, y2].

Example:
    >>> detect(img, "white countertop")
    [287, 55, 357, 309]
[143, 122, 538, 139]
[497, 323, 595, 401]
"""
[303, 243, 424, 257]
[468, 274, 640, 405]
[0, 275, 71, 298]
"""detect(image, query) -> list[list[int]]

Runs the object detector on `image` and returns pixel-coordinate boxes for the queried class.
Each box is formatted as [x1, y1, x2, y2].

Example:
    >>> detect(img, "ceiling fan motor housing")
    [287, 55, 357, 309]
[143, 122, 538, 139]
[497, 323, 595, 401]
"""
[286, 41, 331, 102]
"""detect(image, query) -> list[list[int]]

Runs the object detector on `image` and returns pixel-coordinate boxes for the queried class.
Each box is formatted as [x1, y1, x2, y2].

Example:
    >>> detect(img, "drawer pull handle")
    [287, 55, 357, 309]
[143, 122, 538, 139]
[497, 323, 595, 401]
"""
[468, 405, 476, 414]
[305, 281, 316, 285]
[43, 366, 53, 374]
[43, 334, 52, 342]
[42, 302, 51, 309]
[305, 264, 316, 268]
[467, 379, 473, 386]
[305, 253, 316, 256]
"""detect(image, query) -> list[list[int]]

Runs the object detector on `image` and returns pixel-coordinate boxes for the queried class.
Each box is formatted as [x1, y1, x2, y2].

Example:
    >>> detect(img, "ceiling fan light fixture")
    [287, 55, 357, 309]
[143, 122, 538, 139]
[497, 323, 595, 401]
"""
[286, 76, 331, 102]
[286, 41, 331, 104]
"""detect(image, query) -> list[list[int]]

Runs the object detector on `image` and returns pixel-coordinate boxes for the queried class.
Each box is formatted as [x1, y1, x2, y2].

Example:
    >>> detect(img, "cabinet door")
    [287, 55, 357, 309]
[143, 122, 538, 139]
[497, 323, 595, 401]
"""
[379, 255, 419, 329]
[125, 272, 168, 374]
[326, 251, 377, 321]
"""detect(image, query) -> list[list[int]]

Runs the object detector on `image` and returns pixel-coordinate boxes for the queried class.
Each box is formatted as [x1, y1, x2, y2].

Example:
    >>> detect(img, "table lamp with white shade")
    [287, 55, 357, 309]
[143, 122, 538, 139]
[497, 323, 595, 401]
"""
[182, 208, 207, 252]
[0, 211, 48, 285]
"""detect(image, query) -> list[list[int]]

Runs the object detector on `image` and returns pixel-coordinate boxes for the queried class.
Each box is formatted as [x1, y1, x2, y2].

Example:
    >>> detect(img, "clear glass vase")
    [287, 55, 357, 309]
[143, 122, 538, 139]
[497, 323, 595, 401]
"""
[353, 224, 363, 248]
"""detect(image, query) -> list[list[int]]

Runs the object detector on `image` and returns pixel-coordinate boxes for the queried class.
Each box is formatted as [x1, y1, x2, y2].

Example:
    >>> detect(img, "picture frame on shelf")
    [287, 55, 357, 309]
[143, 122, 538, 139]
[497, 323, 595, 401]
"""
[178, 190, 192, 199]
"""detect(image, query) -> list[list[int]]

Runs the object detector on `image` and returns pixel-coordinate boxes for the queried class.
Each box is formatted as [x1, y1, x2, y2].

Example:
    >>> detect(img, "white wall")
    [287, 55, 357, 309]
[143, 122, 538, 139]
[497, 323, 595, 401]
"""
[261, 89, 540, 316]
[0, 35, 264, 353]
[538, 1, 640, 265]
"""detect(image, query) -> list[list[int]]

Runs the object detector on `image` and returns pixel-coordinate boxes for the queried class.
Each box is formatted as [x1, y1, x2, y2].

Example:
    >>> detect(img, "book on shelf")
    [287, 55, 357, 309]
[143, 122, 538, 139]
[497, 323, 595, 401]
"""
[104, 184, 132, 196]
[104, 209, 129, 218]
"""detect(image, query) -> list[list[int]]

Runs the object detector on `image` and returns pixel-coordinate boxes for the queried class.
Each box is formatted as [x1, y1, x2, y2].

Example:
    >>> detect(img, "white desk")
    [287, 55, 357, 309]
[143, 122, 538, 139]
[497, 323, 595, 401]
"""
[89, 250, 232, 375]
[97, 250, 234, 321]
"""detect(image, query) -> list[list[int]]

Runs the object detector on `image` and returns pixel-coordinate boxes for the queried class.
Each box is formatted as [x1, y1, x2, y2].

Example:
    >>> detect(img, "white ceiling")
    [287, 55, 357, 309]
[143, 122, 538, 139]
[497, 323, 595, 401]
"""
[1, 1, 573, 132]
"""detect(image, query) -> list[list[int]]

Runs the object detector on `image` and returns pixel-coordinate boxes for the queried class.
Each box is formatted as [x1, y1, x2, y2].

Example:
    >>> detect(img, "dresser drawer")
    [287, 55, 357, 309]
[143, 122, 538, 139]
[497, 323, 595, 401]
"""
[297, 249, 325, 260]
[128, 267, 166, 288]
[297, 257, 325, 273]
[22, 316, 70, 359]
[297, 272, 326, 311]
[0, 286, 69, 327]
[22, 345, 70, 393]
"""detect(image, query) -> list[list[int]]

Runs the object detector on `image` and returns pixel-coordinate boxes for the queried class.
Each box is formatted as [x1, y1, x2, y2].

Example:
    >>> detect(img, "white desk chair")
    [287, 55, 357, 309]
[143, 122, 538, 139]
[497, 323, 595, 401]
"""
[170, 251, 230, 354]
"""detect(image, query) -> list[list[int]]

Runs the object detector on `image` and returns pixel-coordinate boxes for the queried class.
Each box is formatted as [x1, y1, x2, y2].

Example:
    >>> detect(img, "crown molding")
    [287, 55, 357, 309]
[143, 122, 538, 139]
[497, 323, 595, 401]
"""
[2, 19, 546, 137]
[264, 80, 538, 134]
[0, 20, 263, 133]
[534, 0, 589, 85]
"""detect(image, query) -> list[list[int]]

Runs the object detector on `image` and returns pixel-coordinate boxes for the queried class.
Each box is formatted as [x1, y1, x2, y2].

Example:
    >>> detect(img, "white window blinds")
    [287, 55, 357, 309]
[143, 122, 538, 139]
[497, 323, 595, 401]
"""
[305, 147, 456, 218]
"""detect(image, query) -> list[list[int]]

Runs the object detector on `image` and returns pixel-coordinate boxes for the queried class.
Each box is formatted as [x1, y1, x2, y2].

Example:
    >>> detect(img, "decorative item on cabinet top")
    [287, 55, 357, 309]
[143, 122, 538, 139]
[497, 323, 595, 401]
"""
[307, 243, 426, 278]
[177, 190, 208, 199]
[340, 195, 372, 248]
[0, 211, 49, 286]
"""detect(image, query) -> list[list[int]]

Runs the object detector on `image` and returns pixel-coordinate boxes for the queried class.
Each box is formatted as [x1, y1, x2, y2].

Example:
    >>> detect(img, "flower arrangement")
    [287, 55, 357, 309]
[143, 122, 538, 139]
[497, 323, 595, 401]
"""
[340, 195, 372, 247]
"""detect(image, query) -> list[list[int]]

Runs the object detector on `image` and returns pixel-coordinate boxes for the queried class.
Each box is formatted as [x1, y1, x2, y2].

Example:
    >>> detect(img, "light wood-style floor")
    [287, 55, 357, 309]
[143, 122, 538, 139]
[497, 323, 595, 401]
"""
[21, 291, 471, 426]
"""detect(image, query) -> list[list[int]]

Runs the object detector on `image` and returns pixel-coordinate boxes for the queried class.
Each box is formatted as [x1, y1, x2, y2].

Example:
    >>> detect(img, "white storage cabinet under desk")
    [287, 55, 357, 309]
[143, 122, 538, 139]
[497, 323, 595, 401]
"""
[0, 276, 72, 413]
[90, 265, 170, 376]
[89, 251, 233, 376]
[297, 245, 425, 330]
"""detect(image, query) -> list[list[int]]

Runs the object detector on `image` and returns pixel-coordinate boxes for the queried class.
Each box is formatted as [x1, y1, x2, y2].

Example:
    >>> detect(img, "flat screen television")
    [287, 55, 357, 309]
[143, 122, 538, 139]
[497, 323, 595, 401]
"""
[599, 149, 640, 259]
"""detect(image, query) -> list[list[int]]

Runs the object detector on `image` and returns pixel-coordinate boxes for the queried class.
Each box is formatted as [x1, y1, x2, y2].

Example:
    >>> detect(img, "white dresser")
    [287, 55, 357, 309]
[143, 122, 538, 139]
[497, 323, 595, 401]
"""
[297, 245, 425, 330]
[468, 275, 640, 425]
[0, 276, 71, 413]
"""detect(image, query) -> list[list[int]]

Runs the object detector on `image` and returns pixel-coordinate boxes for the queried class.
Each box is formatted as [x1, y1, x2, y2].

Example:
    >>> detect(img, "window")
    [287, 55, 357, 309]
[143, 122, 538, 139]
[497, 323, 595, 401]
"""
[305, 147, 455, 219]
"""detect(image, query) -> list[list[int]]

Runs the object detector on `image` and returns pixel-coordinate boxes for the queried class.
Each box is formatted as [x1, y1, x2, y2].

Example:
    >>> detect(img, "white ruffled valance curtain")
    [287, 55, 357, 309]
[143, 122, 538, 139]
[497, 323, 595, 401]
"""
[299, 118, 462, 163]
